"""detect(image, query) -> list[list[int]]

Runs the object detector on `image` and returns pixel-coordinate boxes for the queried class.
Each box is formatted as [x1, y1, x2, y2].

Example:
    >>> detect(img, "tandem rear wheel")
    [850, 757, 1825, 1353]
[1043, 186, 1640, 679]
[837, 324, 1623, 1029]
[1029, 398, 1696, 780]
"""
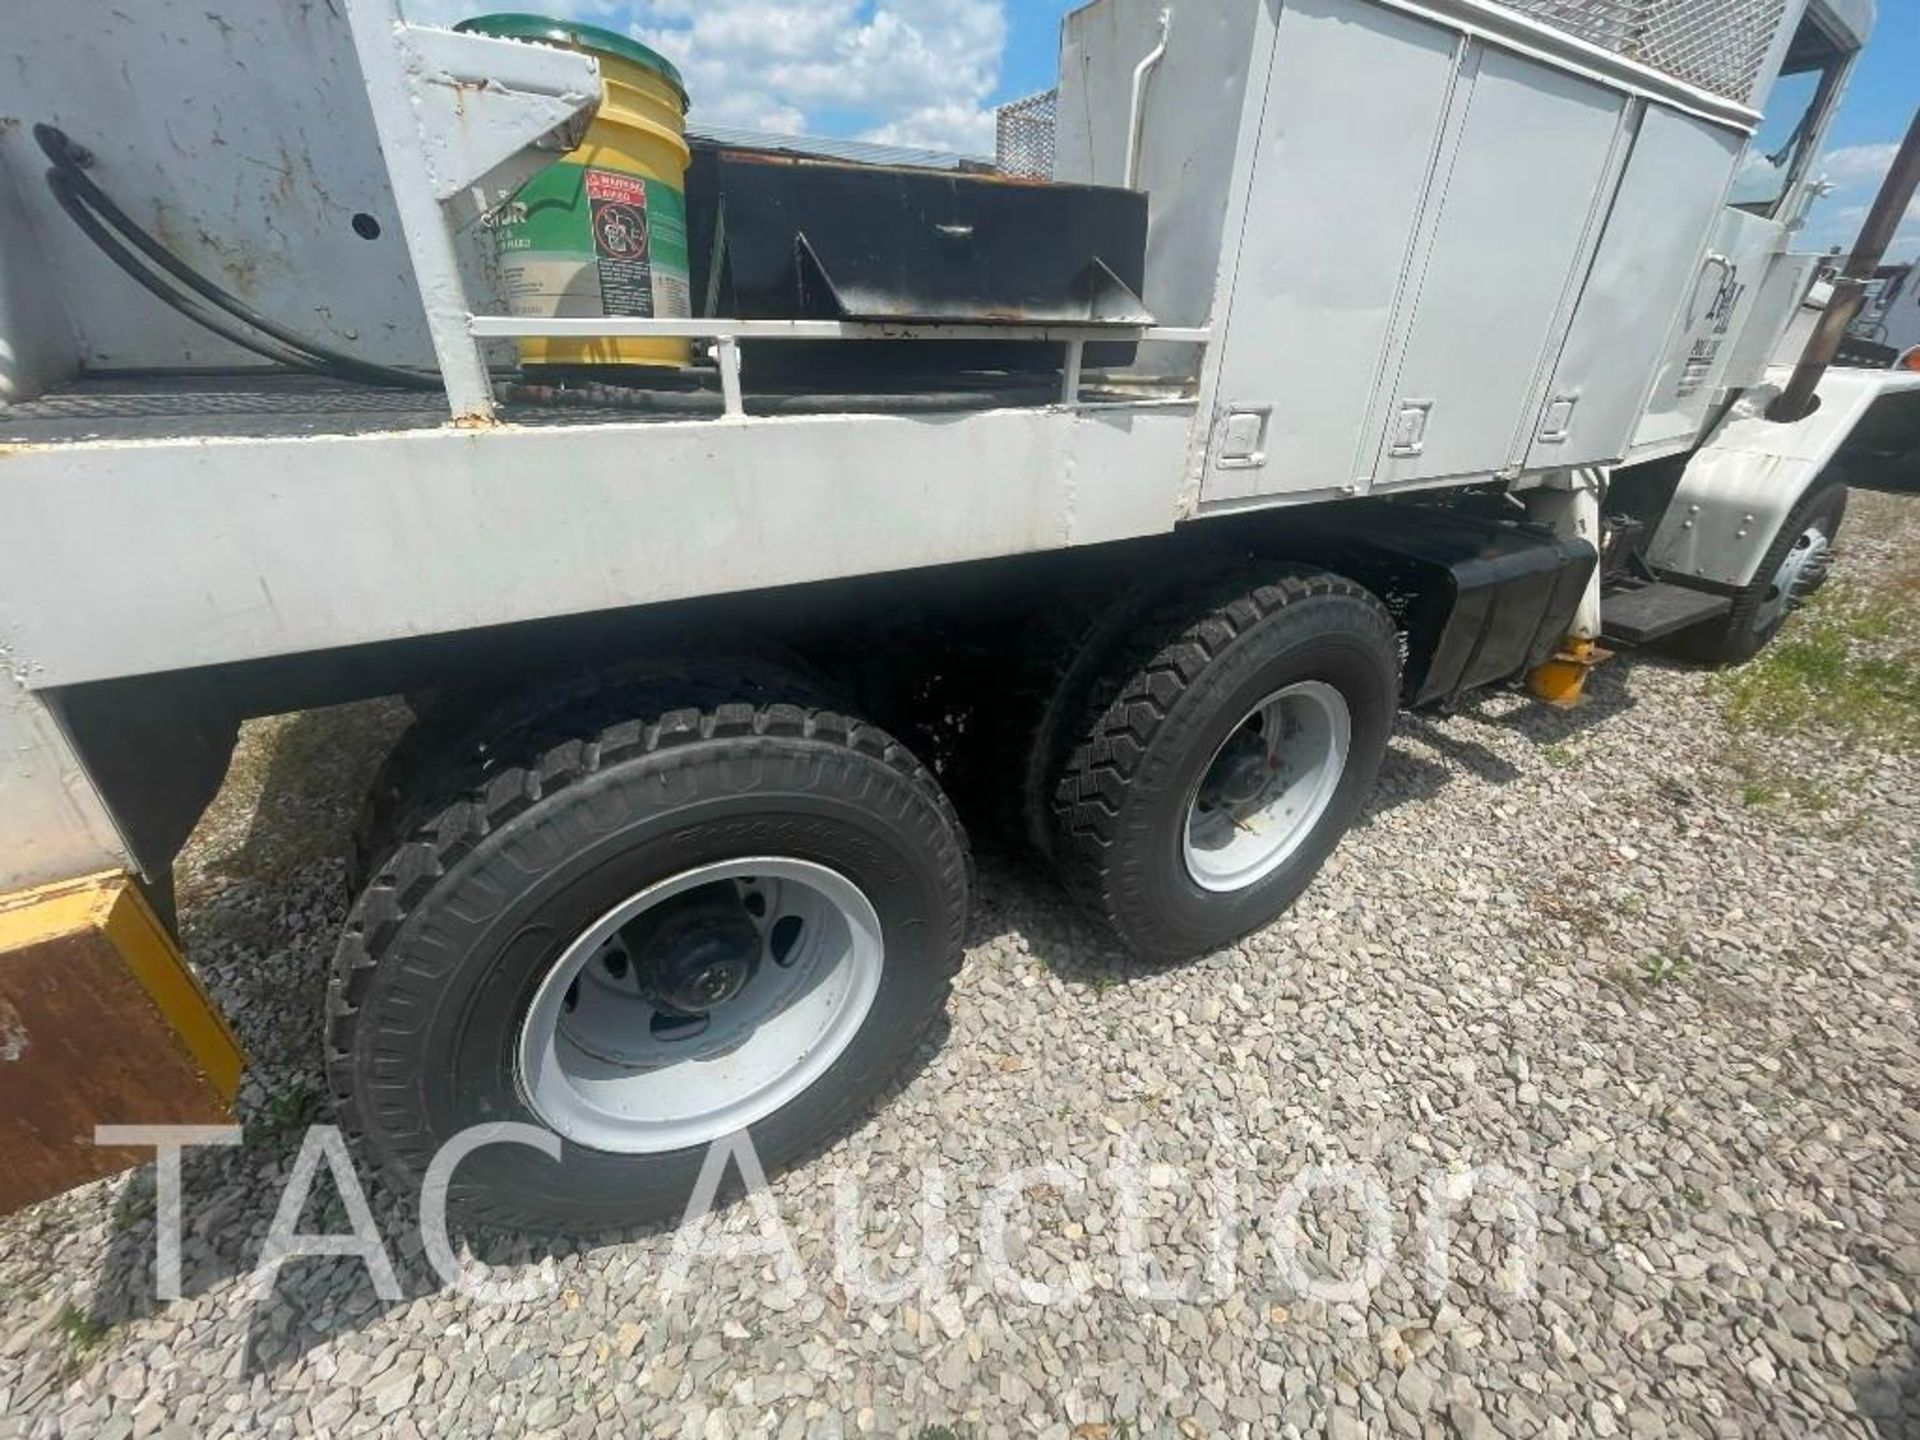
[1033, 568, 1401, 965]
[330, 571, 1401, 1231]
[329, 670, 970, 1234]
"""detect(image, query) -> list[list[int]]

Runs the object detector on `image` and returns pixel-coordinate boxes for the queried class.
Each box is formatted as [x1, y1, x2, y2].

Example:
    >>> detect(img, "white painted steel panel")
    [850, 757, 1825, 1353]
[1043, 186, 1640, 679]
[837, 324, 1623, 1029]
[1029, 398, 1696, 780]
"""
[1526, 105, 1744, 468]
[0, 671, 127, 891]
[0, 0, 435, 373]
[1375, 46, 1627, 487]
[1649, 366, 1920, 587]
[0, 406, 1192, 689]
[1632, 205, 1784, 453]
[1055, 0, 1262, 376]
[1719, 248, 1822, 391]
[1201, 0, 1461, 504]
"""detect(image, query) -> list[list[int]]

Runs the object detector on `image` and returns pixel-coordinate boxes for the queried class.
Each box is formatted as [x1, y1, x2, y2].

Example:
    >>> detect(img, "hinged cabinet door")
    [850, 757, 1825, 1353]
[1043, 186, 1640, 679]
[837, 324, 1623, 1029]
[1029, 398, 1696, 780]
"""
[1371, 48, 1626, 488]
[1201, 0, 1460, 504]
[1526, 105, 1744, 469]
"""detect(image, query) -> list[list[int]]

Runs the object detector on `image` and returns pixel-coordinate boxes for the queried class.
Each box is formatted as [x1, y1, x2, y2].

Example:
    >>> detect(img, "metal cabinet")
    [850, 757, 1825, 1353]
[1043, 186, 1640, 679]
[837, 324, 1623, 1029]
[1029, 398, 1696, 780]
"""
[1525, 105, 1745, 469]
[1371, 47, 1627, 488]
[1202, 0, 1461, 504]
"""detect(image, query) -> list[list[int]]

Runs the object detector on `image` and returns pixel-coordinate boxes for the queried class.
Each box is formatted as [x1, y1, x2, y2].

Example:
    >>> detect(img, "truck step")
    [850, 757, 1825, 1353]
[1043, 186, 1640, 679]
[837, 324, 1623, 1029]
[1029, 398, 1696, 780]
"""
[1602, 582, 1733, 645]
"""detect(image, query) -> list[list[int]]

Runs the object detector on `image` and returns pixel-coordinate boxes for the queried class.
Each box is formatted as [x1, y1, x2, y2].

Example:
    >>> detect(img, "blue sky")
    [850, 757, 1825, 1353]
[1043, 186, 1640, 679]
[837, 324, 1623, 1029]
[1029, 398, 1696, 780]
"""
[408, 0, 1917, 258]
[1797, 0, 1919, 256]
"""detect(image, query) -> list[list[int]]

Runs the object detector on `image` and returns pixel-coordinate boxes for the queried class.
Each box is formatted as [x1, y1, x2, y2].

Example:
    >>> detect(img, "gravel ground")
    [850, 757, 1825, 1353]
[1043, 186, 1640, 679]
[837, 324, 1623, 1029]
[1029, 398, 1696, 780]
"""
[3, 492, 1918, 1440]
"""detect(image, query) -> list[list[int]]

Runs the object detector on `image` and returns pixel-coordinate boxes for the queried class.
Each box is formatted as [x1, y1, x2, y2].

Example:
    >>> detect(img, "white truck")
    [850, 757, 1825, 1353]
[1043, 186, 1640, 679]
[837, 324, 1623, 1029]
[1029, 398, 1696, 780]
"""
[0, 0, 1915, 1230]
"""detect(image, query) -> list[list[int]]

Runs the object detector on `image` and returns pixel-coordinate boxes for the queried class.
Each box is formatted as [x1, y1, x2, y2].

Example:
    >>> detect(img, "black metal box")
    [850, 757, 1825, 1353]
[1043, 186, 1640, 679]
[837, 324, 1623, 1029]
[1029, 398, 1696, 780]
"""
[684, 144, 1151, 376]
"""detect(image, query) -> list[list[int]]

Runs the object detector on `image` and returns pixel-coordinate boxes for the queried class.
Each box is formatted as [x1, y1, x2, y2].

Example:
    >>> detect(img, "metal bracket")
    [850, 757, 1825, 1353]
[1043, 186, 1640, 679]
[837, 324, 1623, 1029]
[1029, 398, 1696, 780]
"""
[395, 26, 601, 219]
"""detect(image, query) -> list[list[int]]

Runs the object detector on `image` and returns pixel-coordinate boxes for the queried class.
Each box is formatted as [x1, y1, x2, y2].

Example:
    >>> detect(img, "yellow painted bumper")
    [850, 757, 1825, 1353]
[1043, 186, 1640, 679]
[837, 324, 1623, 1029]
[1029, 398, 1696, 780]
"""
[0, 873, 244, 1214]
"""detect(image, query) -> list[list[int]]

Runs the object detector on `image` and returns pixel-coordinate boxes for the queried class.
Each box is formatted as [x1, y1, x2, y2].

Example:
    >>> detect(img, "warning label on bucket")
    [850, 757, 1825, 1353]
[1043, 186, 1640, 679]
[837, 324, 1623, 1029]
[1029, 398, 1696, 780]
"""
[587, 169, 654, 316]
[488, 161, 692, 327]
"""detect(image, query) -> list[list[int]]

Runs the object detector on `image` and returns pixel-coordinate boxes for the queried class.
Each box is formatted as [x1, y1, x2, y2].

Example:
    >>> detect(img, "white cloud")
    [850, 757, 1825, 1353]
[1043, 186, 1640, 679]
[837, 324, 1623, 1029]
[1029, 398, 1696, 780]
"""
[1792, 134, 1920, 262]
[1804, 194, 1920, 261]
[402, 0, 1007, 155]
[1815, 141, 1901, 188]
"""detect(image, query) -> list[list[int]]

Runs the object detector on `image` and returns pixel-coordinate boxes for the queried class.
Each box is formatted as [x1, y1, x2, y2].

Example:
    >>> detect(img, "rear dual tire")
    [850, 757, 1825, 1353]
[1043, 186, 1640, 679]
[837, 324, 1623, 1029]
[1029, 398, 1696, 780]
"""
[329, 693, 968, 1234]
[329, 567, 1400, 1231]
[1045, 569, 1400, 964]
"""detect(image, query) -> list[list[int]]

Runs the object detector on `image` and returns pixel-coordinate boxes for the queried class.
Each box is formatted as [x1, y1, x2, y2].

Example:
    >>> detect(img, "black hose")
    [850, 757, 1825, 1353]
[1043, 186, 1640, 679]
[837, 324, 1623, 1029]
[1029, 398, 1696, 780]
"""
[35, 124, 442, 392]
[44, 174, 346, 380]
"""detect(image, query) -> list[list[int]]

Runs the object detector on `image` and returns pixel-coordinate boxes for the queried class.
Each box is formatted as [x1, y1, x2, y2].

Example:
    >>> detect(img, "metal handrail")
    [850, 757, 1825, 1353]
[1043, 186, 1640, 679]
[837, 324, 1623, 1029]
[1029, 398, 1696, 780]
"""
[469, 317, 1213, 416]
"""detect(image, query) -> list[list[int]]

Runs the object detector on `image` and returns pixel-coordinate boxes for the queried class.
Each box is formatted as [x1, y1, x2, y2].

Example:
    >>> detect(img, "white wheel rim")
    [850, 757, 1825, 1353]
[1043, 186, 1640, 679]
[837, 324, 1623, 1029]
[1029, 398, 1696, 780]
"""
[516, 857, 883, 1154]
[1181, 680, 1352, 894]
[1754, 522, 1832, 634]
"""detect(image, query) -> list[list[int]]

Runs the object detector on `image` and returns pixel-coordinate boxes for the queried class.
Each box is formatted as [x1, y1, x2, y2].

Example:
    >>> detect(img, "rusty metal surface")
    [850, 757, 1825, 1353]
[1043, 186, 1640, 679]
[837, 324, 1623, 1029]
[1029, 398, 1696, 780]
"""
[0, 885, 235, 1216]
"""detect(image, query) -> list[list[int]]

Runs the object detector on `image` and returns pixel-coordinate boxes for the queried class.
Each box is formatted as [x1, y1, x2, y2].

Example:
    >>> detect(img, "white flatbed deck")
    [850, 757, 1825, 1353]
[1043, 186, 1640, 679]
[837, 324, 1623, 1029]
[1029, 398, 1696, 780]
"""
[0, 380, 1199, 690]
[0, 371, 1133, 445]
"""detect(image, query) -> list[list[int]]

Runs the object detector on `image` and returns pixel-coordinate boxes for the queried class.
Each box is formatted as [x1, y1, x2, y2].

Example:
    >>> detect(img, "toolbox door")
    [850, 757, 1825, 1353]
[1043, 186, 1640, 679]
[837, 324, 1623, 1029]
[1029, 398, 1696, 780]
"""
[1526, 105, 1744, 469]
[1201, 0, 1459, 505]
[1371, 47, 1627, 488]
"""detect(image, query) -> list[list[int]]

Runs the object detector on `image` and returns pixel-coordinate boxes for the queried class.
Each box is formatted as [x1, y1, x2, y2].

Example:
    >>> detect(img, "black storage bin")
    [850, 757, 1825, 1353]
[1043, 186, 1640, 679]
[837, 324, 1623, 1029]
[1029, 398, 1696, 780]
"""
[684, 143, 1151, 379]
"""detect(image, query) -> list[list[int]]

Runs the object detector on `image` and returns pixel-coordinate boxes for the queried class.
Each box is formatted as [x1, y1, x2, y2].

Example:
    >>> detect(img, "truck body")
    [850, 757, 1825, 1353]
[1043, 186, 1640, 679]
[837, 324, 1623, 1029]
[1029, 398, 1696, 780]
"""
[1, 0, 1916, 1221]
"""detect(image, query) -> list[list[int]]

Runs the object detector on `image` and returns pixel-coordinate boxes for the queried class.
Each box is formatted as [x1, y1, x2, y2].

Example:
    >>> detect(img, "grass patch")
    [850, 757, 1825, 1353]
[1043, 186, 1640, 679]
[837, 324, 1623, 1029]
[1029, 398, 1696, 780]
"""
[1717, 580, 1920, 752]
[1727, 747, 1836, 815]
[56, 1303, 111, 1361]
[246, 1081, 321, 1144]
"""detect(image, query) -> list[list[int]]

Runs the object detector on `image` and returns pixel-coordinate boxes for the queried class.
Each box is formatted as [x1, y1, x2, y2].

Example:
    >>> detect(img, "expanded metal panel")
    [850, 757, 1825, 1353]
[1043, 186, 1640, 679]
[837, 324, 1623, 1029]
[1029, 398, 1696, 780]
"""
[1499, 0, 1788, 102]
[1637, 0, 1788, 99]
[996, 89, 1058, 179]
[1505, 0, 1639, 51]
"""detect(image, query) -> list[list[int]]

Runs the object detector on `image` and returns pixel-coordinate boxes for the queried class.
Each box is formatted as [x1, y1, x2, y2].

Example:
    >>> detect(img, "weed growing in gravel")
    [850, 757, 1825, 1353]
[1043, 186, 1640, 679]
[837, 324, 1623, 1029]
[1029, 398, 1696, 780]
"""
[1541, 742, 1577, 768]
[1636, 951, 1694, 988]
[246, 1082, 321, 1143]
[1528, 881, 1607, 940]
[1728, 747, 1835, 814]
[1718, 580, 1920, 751]
[55, 1303, 111, 1363]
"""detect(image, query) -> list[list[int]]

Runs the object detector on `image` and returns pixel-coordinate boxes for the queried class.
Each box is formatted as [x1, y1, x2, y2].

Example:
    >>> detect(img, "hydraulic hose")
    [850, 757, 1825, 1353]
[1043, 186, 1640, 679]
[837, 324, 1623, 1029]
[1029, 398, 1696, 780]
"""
[35, 124, 442, 392]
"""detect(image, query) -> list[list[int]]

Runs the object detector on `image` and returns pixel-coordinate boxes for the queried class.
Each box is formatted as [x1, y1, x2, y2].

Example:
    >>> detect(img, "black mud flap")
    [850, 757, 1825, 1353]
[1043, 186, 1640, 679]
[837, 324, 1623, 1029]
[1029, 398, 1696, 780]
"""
[1260, 502, 1597, 709]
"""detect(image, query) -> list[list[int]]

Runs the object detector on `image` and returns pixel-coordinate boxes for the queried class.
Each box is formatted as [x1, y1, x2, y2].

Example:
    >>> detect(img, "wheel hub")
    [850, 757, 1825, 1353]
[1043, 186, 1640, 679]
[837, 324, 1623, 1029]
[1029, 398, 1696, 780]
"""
[623, 887, 761, 1014]
[1754, 524, 1832, 633]
[517, 858, 885, 1155]
[1200, 728, 1272, 810]
[1182, 681, 1352, 894]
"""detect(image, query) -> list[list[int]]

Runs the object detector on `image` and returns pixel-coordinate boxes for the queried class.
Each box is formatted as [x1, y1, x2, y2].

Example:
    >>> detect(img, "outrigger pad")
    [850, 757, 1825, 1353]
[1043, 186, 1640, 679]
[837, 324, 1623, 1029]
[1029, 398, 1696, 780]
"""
[0, 873, 243, 1215]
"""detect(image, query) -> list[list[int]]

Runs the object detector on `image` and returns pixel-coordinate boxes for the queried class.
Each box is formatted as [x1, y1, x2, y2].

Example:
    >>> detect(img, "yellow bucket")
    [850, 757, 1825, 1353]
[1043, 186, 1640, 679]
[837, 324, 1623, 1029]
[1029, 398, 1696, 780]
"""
[460, 14, 693, 369]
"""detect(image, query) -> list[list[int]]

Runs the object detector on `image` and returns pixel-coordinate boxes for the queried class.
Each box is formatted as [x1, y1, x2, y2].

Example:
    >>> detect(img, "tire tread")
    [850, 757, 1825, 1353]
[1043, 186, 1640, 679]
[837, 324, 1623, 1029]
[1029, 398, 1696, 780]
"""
[328, 673, 969, 1229]
[1049, 567, 1398, 953]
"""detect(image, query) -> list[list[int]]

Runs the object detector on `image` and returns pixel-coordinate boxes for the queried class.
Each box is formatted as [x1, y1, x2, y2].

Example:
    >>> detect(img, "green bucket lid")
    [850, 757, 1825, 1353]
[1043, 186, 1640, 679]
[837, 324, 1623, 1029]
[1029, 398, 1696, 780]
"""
[456, 13, 689, 110]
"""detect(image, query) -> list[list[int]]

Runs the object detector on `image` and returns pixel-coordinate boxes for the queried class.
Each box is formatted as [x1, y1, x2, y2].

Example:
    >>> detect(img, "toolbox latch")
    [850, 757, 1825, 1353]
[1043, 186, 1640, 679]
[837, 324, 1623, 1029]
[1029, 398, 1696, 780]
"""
[1216, 406, 1272, 469]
